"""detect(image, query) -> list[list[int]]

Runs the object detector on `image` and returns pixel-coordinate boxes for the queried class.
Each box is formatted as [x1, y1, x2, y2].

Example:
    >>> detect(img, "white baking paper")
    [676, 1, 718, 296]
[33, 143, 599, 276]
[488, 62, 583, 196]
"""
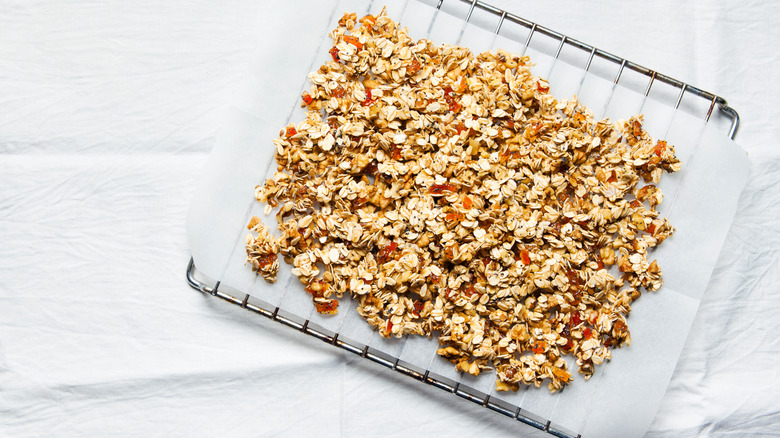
[185, 0, 749, 436]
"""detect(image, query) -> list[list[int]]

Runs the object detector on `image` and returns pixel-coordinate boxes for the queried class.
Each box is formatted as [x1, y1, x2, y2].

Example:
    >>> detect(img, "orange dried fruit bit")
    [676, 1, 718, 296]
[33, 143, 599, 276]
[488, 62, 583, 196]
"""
[386, 319, 394, 333]
[338, 12, 357, 28]
[455, 77, 468, 93]
[445, 212, 463, 222]
[315, 299, 339, 315]
[407, 58, 421, 75]
[463, 196, 472, 209]
[455, 121, 467, 134]
[429, 183, 456, 195]
[531, 340, 547, 354]
[647, 222, 657, 235]
[654, 140, 667, 156]
[442, 86, 461, 112]
[302, 92, 314, 106]
[520, 249, 530, 265]
[331, 85, 346, 98]
[258, 254, 277, 268]
[536, 80, 550, 92]
[566, 269, 584, 288]
[391, 145, 402, 160]
[360, 14, 376, 27]
[445, 288, 458, 301]
[636, 184, 653, 201]
[247, 216, 260, 229]
[343, 35, 363, 49]
[552, 367, 571, 381]
[523, 122, 544, 140]
[501, 149, 520, 163]
[376, 241, 398, 263]
[285, 126, 297, 137]
[413, 300, 423, 315]
[632, 119, 643, 137]
[362, 88, 374, 106]
[329, 46, 340, 62]
[583, 327, 593, 339]
[614, 320, 628, 336]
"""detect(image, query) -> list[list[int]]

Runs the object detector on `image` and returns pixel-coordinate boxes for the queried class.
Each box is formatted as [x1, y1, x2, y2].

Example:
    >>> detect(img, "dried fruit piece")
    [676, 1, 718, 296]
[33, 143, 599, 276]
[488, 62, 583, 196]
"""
[343, 35, 362, 49]
[570, 312, 582, 327]
[360, 14, 376, 27]
[520, 249, 530, 265]
[362, 88, 375, 106]
[315, 299, 339, 315]
[407, 58, 421, 75]
[331, 85, 346, 98]
[329, 46, 340, 62]
[654, 140, 667, 156]
[429, 183, 456, 195]
[377, 241, 398, 263]
[552, 367, 571, 382]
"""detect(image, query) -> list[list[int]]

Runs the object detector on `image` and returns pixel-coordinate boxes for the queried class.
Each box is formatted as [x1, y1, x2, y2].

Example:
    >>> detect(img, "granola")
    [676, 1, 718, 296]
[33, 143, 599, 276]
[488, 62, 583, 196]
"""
[245, 10, 681, 392]
[245, 216, 280, 283]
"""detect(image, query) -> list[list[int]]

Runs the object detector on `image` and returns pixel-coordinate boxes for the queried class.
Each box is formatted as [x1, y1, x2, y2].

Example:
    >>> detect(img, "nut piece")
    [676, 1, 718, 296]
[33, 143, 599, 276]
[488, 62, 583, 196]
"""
[246, 9, 681, 393]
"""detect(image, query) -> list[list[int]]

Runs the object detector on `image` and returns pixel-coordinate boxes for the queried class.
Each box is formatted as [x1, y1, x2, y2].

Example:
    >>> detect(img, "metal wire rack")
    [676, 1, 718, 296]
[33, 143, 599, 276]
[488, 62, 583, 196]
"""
[186, 1, 740, 436]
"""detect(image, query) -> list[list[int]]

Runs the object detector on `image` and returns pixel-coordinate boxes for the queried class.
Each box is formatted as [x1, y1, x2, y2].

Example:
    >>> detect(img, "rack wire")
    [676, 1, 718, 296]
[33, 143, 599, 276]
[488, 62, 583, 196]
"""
[186, 1, 740, 436]
[453, 0, 739, 139]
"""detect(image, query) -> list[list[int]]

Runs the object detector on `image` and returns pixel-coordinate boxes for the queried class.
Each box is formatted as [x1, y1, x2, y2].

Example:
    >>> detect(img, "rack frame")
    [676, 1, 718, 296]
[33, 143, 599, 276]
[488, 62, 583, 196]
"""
[186, 1, 740, 436]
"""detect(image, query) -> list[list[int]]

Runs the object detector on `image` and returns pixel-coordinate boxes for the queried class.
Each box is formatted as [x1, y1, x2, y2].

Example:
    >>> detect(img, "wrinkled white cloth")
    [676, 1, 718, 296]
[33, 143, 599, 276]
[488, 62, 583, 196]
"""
[1, 1, 778, 437]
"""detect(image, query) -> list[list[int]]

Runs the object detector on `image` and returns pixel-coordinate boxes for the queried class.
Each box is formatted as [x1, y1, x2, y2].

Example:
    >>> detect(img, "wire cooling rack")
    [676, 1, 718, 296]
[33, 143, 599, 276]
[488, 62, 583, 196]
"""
[186, 1, 740, 436]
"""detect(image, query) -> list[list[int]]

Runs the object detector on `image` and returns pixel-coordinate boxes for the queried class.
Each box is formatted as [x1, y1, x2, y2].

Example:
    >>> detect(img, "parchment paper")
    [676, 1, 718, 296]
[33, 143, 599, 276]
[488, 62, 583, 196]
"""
[185, 0, 749, 435]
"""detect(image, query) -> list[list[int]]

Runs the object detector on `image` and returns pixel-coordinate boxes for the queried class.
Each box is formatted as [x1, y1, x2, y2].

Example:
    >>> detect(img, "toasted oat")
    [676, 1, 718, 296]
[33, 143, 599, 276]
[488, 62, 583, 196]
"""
[246, 10, 681, 392]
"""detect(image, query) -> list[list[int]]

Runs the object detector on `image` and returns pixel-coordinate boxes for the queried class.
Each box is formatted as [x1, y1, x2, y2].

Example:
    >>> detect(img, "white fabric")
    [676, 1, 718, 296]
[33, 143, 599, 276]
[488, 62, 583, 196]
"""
[1, 1, 778, 437]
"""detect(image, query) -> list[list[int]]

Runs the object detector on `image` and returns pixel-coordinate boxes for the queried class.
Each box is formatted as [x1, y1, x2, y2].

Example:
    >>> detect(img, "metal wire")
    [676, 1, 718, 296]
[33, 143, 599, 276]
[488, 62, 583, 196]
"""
[186, 2, 740, 437]
[186, 255, 581, 437]
[455, 0, 739, 139]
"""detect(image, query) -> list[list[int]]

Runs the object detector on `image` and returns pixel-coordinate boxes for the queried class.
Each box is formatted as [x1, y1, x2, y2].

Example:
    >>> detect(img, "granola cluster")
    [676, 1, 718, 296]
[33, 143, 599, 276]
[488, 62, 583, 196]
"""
[245, 10, 681, 392]
[245, 216, 280, 283]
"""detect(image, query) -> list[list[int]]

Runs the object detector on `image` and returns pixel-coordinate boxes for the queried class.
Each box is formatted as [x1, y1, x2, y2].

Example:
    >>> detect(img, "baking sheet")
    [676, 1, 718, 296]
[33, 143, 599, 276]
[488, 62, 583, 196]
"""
[185, 0, 749, 435]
